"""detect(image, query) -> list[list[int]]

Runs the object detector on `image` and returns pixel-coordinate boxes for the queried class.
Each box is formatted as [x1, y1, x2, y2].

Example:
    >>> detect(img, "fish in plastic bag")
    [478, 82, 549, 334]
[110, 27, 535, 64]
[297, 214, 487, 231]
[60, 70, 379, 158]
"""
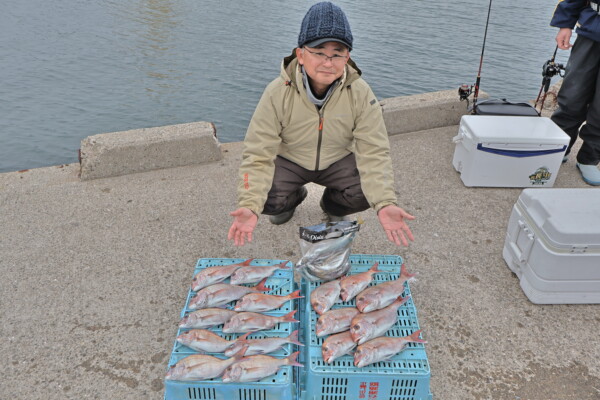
[296, 220, 360, 282]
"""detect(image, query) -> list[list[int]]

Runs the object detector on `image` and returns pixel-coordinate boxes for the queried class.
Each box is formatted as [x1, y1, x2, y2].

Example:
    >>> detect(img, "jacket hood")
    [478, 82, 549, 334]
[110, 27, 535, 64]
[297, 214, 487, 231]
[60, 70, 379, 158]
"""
[280, 48, 362, 89]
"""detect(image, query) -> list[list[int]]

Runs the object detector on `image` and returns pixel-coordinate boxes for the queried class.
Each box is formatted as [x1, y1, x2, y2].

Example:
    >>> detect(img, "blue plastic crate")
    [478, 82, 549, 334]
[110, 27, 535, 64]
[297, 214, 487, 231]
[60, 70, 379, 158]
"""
[301, 254, 432, 400]
[165, 258, 300, 400]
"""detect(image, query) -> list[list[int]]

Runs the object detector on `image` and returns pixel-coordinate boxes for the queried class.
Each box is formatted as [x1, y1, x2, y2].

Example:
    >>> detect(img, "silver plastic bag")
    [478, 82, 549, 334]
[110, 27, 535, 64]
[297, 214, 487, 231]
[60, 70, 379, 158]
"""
[295, 220, 360, 282]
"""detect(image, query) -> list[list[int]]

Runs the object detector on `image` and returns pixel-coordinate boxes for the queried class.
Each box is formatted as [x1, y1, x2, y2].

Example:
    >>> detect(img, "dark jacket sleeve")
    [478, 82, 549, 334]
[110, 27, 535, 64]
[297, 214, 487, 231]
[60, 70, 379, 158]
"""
[550, 0, 587, 28]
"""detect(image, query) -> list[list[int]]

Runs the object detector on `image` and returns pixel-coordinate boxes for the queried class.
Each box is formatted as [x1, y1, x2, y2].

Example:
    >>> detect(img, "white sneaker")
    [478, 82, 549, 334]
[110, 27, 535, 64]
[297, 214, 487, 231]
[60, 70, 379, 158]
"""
[576, 163, 600, 186]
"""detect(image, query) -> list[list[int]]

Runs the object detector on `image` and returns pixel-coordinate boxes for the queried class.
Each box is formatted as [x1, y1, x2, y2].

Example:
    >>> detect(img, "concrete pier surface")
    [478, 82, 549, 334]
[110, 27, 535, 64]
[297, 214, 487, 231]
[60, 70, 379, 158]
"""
[2, 105, 600, 399]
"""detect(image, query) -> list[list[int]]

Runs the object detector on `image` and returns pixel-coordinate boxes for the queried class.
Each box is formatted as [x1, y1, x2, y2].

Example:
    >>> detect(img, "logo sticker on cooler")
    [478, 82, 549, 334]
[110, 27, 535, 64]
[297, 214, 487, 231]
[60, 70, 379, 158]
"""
[529, 167, 551, 185]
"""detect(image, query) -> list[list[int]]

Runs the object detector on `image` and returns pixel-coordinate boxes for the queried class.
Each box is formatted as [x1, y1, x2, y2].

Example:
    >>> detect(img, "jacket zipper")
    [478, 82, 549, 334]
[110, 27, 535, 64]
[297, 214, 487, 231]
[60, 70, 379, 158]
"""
[286, 76, 325, 171]
[315, 111, 324, 170]
[310, 80, 342, 171]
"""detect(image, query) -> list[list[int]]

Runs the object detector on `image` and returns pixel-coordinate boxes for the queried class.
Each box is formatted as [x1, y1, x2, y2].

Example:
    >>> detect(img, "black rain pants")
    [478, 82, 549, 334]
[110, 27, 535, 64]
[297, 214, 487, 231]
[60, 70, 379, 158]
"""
[552, 35, 600, 165]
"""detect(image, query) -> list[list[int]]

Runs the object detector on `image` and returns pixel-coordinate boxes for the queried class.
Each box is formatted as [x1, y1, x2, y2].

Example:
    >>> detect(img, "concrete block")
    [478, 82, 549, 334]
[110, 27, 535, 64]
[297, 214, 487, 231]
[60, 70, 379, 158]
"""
[80, 121, 222, 180]
[381, 89, 488, 135]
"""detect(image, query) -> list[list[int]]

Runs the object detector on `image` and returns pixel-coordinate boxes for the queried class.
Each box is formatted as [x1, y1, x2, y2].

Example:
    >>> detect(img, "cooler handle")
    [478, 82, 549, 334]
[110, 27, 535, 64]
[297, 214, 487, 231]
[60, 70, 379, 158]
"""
[509, 220, 535, 264]
[452, 126, 470, 143]
[476, 144, 567, 158]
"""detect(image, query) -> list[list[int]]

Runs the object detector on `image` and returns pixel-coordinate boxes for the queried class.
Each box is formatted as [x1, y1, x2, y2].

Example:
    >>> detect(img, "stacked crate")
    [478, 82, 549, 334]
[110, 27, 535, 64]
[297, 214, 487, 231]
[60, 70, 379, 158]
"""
[164, 255, 432, 400]
[164, 258, 300, 400]
[299, 254, 432, 400]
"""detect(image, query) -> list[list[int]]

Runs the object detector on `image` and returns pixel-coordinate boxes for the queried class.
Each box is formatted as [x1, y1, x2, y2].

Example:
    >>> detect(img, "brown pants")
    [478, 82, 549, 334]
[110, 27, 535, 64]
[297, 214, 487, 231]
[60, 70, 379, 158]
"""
[262, 153, 370, 217]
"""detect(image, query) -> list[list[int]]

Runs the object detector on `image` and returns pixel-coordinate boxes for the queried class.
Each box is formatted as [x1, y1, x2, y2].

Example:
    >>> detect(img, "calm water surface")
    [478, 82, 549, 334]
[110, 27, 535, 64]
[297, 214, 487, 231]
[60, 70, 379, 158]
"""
[1, 0, 570, 172]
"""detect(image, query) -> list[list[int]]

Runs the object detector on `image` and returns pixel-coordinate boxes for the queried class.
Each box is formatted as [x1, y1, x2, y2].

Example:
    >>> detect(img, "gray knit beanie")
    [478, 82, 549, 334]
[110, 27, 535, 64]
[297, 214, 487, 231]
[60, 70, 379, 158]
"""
[297, 2, 353, 50]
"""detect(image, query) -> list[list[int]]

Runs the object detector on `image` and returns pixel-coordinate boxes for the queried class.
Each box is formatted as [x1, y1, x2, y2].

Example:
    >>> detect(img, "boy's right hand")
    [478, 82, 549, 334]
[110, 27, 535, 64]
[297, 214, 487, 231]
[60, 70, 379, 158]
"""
[228, 208, 258, 246]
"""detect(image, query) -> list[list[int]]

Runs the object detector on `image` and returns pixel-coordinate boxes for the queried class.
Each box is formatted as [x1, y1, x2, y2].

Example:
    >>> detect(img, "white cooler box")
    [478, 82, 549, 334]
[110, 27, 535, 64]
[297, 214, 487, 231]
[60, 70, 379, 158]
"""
[452, 116, 570, 187]
[503, 188, 600, 304]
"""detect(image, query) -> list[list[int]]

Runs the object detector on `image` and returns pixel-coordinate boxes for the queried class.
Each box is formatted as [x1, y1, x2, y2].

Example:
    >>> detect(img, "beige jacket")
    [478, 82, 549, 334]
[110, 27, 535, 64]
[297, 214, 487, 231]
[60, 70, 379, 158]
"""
[238, 50, 398, 215]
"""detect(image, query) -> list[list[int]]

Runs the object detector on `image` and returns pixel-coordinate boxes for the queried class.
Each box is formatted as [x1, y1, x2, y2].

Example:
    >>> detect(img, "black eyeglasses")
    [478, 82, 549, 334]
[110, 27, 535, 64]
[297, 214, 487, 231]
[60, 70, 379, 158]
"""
[303, 47, 349, 64]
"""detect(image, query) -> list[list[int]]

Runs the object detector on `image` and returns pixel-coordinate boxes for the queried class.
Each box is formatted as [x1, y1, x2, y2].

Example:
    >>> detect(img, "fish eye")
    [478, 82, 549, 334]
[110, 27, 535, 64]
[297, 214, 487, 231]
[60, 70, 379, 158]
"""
[323, 346, 328, 352]
[352, 324, 360, 331]
[357, 297, 364, 302]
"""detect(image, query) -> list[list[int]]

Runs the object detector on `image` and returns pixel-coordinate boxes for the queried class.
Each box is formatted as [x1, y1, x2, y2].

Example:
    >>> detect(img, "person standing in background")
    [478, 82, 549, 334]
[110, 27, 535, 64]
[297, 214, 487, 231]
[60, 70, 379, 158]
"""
[551, 0, 600, 185]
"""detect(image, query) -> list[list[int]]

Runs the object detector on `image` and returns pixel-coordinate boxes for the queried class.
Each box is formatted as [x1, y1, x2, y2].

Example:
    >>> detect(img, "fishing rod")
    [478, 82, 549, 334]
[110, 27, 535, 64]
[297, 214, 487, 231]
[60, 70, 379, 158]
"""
[458, 0, 493, 111]
[458, 0, 539, 116]
[533, 45, 565, 113]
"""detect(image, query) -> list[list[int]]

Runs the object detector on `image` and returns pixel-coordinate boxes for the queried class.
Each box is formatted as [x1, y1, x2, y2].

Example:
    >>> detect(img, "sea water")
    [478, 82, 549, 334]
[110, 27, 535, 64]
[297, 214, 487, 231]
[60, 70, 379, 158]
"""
[0, 0, 570, 172]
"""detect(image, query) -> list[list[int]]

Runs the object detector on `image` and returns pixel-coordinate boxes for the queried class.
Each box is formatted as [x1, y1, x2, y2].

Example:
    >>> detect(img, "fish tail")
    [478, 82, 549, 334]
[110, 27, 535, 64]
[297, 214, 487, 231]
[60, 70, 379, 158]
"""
[231, 343, 250, 359]
[286, 351, 303, 367]
[369, 262, 380, 273]
[400, 263, 417, 280]
[278, 261, 291, 269]
[237, 332, 252, 341]
[396, 294, 411, 306]
[287, 290, 304, 300]
[408, 329, 427, 343]
[287, 330, 304, 346]
[254, 277, 270, 292]
[339, 291, 348, 302]
[281, 310, 299, 323]
[241, 258, 255, 266]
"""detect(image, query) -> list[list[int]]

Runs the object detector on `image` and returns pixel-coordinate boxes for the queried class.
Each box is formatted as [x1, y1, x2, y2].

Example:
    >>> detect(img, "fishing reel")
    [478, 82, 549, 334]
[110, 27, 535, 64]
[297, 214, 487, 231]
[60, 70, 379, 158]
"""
[534, 53, 566, 113]
[458, 84, 473, 101]
[541, 58, 565, 94]
[542, 59, 565, 81]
